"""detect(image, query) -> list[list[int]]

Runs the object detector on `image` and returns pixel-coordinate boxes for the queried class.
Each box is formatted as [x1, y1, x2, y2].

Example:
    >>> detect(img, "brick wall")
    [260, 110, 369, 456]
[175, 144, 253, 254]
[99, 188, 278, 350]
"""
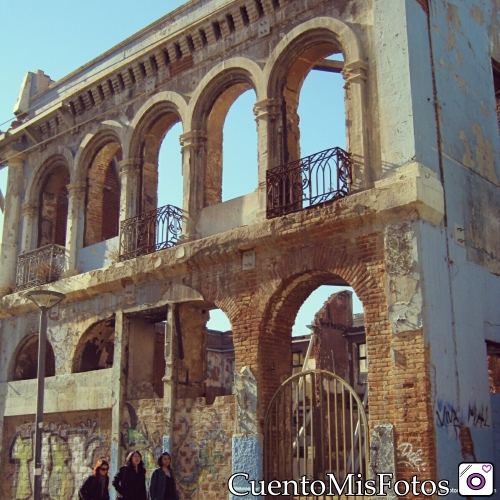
[1, 409, 112, 500]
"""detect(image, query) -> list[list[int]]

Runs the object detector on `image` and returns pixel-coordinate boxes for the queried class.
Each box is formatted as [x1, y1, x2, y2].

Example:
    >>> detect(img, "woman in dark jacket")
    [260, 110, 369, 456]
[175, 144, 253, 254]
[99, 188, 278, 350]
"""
[149, 452, 179, 500]
[79, 459, 110, 500]
[112, 450, 147, 500]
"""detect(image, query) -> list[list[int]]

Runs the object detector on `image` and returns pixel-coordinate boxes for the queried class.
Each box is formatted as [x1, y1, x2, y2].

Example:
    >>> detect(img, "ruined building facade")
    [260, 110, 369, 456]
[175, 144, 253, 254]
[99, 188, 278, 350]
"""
[0, 0, 500, 498]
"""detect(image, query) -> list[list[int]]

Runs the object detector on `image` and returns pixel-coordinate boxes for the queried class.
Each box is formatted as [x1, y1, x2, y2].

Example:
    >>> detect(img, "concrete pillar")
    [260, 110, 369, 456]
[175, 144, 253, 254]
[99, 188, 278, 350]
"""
[0, 150, 26, 292]
[162, 304, 178, 453]
[110, 310, 129, 500]
[65, 181, 86, 274]
[254, 99, 281, 218]
[118, 158, 141, 222]
[180, 131, 206, 240]
[20, 201, 38, 254]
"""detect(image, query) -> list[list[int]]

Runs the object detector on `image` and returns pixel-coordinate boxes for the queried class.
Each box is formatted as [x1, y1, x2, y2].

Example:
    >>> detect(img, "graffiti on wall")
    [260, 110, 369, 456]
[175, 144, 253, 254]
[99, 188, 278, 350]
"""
[435, 400, 491, 438]
[397, 442, 427, 473]
[7, 420, 107, 500]
[172, 404, 232, 497]
[121, 402, 163, 476]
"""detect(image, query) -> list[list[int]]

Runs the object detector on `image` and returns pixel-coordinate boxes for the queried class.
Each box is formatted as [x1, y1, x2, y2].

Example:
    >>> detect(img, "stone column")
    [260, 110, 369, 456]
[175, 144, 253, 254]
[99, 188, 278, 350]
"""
[20, 201, 38, 254]
[253, 99, 281, 219]
[162, 304, 178, 454]
[0, 150, 26, 292]
[118, 158, 141, 223]
[179, 131, 206, 240]
[110, 310, 129, 500]
[65, 181, 86, 274]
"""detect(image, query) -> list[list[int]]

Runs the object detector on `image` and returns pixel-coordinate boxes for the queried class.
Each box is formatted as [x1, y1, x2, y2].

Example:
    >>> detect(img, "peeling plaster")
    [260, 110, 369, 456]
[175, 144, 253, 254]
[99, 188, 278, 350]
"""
[460, 130, 475, 169]
[472, 122, 499, 185]
[470, 5, 484, 25]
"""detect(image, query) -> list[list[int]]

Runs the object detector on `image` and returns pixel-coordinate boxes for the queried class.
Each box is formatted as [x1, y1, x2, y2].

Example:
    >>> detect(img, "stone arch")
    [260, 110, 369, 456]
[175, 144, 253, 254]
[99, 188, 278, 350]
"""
[72, 317, 115, 373]
[25, 146, 73, 205]
[9, 334, 56, 381]
[74, 129, 122, 246]
[125, 91, 188, 160]
[264, 17, 369, 187]
[25, 153, 71, 249]
[126, 97, 186, 214]
[189, 58, 265, 206]
[255, 245, 381, 422]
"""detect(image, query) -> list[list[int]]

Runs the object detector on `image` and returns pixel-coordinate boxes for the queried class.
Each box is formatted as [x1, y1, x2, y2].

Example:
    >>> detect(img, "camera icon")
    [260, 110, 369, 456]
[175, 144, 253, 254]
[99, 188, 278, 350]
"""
[458, 462, 494, 496]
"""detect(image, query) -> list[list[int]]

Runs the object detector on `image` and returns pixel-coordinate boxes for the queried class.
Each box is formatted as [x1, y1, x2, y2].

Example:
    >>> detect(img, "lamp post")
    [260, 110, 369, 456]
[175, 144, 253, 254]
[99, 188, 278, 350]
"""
[24, 290, 66, 500]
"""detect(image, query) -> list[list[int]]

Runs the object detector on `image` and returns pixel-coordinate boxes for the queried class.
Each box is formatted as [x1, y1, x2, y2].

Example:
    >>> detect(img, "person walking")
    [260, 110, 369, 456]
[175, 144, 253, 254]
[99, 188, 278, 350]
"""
[78, 459, 110, 500]
[149, 452, 179, 500]
[112, 450, 147, 500]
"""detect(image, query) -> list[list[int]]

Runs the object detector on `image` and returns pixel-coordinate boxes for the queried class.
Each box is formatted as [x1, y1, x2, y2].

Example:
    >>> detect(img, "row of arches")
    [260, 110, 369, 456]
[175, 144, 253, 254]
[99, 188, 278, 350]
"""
[21, 19, 367, 261]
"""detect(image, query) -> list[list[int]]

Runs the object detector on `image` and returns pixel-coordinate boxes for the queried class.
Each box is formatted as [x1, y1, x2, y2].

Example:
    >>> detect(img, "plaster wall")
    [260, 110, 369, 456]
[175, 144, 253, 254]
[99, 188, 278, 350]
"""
[0, 369, 112, 417]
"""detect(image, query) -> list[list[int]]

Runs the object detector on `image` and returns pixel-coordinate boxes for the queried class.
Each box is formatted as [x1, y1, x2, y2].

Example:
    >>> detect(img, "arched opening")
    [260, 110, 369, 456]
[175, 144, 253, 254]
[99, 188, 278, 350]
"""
[157, 121, 183, 210]
[196, 72, 258, 207]
[38, 164, 70, 248]
[267, 33, 351, 217]
[72, 318, 115, 373]
[221, 89, 258, 201]
[84, 141, 121, 247]
[261, 273, 369, 487]
[10, 335, 56, 381]
[298, 54, 346, 156]
[136, 109, 182, 214]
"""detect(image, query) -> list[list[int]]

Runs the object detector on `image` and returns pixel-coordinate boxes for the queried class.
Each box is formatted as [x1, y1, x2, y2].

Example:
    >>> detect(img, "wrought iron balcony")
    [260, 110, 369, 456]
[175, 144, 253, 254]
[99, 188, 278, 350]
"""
[119, 204, 183, 261]
[16, 244, 66, 291]
[266, 147, 352, 219]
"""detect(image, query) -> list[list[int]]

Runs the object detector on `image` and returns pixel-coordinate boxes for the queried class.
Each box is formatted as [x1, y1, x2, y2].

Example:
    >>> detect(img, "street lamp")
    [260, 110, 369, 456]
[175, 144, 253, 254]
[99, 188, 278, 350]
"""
[24, 290, 66, 500]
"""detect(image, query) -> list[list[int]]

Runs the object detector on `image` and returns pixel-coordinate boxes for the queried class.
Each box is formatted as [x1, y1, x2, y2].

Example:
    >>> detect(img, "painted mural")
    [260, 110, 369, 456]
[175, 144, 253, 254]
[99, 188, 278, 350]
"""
[172, 396, 234, 500]
[2, 411, 111, 500]
[121, 400, 164, 478]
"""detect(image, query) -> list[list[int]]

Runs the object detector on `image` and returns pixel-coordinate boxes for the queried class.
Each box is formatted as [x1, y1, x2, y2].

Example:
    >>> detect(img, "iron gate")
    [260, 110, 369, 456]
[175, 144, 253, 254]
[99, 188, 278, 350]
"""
[264, 370, 369, 497]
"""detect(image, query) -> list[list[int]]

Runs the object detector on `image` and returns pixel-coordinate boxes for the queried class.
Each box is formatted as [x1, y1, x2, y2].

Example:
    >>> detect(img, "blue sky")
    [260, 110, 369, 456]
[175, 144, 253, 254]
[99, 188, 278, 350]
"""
[0, 0, 363, 331]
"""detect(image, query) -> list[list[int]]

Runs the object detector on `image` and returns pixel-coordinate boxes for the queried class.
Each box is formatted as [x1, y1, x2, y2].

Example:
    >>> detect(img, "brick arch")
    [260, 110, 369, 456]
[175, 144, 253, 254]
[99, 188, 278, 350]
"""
[255, 245, 379, 421]
[264, 17, 369, 187]
[9, 334, 56, 382]
[189, 60, 263, 206]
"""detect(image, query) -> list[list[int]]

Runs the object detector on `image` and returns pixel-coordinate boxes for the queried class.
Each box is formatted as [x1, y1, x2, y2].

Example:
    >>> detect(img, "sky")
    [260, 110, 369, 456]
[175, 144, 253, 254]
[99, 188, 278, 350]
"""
[0, 0, 363, 333]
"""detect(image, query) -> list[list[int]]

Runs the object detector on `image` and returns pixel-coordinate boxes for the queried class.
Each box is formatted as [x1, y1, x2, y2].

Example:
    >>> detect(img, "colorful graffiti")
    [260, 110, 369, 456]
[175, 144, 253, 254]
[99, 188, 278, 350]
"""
[172, 405, 232, 496]
[121, 402, 163, 476]
[7, 420, 107, 500]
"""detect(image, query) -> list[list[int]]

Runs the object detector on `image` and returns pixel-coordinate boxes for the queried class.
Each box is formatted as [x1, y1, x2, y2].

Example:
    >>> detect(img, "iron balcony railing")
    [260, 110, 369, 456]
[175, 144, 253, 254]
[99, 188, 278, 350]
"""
[266, 147, 352, 219]
[119, 204, 183, 261]
[16, 244, 66, 291]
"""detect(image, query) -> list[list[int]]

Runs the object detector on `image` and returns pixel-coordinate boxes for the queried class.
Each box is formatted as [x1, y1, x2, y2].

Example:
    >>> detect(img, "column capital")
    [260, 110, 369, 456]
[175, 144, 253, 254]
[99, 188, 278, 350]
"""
[342, 59, 368, 86]
[4, 148, 27, 168]
[253, 98, 282, 121]
[180, 130, 207, 150]
[118, 158, 141, 175]
[21, 201, 39, 218]
[67, 181, 87, 198]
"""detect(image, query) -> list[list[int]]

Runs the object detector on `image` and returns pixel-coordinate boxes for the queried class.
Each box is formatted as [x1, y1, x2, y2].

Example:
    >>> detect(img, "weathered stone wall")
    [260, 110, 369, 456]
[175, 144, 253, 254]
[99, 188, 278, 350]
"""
[1, 409, 111, 500]
[172, 396, 234, 500]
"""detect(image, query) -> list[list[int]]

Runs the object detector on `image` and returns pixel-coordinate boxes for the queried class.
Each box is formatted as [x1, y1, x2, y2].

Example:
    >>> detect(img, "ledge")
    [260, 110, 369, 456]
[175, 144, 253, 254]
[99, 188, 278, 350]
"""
[0, 369, 113, 416]
[0, 166, 444, 318]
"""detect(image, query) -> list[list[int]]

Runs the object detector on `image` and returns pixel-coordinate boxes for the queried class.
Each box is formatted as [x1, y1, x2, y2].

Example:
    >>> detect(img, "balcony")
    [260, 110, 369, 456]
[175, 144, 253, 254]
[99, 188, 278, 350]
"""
[119, 204, 183, 262]
[266, 147, 352, 219]
[16, 244, 66, 291]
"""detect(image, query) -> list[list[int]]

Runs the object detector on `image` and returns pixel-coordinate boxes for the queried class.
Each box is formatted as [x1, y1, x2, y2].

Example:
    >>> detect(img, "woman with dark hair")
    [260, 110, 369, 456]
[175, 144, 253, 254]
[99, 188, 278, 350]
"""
[112, 450, 147, 500]
[149, 452, 179, 500]
[78, 459, 110, 500]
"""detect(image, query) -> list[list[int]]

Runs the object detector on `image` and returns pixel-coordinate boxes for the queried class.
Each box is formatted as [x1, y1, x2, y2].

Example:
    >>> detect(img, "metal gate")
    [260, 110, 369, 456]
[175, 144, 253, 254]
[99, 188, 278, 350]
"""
[264, 370, 369, 497]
